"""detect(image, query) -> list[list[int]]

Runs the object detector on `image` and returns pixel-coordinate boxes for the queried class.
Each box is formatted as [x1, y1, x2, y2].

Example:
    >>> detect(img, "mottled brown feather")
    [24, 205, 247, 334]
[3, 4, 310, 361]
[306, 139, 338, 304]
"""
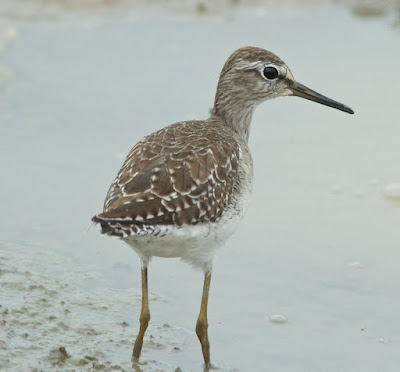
[95, 118, 242, 228]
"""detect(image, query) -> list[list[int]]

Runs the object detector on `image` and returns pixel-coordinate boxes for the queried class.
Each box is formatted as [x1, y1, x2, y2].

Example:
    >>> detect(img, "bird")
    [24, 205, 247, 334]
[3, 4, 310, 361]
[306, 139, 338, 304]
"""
[92, 46, 354, 368]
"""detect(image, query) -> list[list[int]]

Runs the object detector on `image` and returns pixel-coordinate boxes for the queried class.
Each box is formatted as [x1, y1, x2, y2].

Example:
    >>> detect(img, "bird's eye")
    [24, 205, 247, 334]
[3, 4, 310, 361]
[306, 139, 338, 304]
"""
[262, 66, 279, 80]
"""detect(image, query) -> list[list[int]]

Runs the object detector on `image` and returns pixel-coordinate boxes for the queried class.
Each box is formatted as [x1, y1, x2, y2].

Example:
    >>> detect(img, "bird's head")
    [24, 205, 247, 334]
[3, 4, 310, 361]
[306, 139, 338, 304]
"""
[213, 46, 354, 119]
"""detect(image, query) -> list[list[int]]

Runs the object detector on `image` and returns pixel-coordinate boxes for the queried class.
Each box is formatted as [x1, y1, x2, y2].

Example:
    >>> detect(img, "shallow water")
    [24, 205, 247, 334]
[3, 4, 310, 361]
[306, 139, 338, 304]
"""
[1, 1, 400, 371]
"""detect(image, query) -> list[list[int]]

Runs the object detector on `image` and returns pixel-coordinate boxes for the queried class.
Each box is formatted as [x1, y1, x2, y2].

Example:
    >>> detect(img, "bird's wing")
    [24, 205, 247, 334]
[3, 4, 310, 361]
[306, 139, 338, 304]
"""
[93, 121, 241, 229]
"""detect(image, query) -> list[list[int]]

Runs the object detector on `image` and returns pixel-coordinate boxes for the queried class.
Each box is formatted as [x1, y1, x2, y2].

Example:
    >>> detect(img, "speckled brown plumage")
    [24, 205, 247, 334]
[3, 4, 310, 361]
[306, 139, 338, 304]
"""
[92, 117, 243, 236]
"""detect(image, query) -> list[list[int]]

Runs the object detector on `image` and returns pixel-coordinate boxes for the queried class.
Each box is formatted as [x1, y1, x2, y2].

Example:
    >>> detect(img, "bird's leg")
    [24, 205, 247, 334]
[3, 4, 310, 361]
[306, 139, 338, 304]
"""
[196, 271, 212, 368]
[132, 267, 150, 361]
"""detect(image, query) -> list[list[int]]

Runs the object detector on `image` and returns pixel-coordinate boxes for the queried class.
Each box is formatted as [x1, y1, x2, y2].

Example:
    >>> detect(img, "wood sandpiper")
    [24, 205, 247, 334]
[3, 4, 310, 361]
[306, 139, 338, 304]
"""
[92, 46, 354, 368]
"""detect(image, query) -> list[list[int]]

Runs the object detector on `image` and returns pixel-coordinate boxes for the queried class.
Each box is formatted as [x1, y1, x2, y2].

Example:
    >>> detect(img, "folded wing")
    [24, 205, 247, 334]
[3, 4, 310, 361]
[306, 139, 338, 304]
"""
[92, 121, 241, 236]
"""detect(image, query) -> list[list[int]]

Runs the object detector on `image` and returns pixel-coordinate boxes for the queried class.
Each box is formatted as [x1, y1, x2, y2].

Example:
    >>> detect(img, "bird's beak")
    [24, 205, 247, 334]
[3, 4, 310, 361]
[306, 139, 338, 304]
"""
[290, 81, 354, 114]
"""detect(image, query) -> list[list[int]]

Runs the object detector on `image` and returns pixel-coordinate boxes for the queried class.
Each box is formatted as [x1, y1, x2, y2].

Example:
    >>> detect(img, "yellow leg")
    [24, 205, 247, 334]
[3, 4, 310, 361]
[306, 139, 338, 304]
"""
[196, 272, 212, 368]
[132, 267, 150, 360]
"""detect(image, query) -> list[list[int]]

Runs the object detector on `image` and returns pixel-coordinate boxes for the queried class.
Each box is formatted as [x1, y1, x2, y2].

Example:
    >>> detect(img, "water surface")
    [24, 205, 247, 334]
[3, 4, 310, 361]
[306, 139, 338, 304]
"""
[1, 1, 400, 371]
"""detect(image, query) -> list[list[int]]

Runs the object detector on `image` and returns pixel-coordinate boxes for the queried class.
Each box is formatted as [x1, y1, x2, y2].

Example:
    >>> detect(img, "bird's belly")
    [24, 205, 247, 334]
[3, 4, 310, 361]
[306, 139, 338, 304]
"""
[123, 210, 243, 272]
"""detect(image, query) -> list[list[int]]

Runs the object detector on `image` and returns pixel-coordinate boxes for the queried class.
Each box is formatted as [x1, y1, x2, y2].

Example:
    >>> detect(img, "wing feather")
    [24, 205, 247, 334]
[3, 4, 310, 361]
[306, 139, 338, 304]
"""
[94, 120, 242, 228]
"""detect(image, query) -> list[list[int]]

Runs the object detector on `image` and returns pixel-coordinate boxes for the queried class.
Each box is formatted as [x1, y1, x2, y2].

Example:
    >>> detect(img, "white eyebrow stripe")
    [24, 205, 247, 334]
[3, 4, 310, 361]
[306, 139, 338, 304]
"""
[238, 61, 261, 70]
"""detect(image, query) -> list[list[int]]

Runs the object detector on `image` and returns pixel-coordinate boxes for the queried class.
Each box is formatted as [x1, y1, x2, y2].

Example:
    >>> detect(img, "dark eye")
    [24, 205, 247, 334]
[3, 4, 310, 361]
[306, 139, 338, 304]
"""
[263, 66, 279, 80]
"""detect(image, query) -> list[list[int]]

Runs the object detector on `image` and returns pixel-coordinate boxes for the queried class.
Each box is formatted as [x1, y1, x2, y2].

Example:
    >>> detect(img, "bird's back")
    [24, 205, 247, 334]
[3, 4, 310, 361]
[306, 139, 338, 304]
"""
[92, 116, 253, 240]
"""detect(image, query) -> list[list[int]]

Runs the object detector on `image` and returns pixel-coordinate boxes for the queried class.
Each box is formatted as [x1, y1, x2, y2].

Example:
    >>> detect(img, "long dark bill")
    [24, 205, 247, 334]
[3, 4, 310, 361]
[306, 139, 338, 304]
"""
[291, 81, 354, 114]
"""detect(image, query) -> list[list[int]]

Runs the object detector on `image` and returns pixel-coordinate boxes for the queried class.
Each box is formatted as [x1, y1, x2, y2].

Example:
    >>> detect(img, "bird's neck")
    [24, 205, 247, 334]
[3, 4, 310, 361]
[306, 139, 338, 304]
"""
[211, 104, 255, 143]
[211, 90, 256, 143]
